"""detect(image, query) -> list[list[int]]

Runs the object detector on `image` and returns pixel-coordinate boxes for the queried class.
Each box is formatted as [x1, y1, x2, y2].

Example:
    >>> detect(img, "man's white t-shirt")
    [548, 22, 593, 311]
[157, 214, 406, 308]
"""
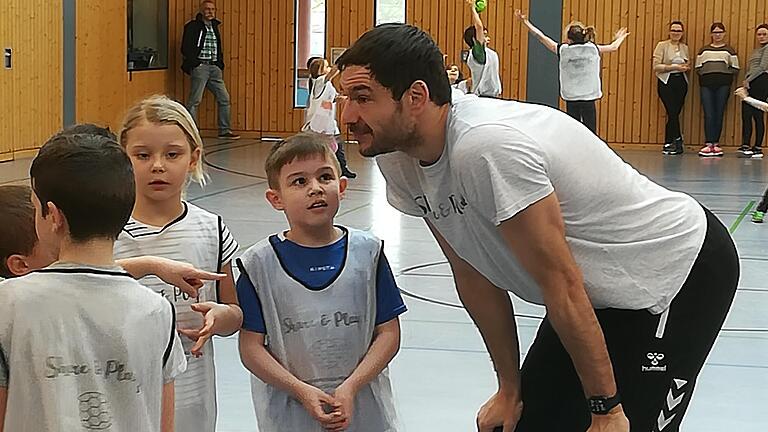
[376, 93, 707, 314]
[0, 263, 187, 432]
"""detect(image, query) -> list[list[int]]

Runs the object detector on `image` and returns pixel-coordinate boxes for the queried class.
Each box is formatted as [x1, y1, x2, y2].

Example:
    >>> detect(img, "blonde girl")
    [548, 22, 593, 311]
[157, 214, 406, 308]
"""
[114, 95, 242, 432]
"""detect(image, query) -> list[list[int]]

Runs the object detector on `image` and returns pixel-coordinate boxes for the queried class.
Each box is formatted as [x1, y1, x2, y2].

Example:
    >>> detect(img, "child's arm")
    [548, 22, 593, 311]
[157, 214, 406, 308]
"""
[0, 387, 7, 431]
[161, 382, 174, 432]
[333, 319, 402, 429]
[515, 10, 557, 53]
[467, 0, 487, 47]
[736, 87, 768, 111]
[117, 256, 225, 297]
[179, 262, 243, 357]
[239, 330, 345, 428]
[598, 27, 630, 53]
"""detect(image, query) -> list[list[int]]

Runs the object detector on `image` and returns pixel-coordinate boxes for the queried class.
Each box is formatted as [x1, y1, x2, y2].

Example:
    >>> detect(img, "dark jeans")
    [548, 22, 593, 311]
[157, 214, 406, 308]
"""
[700, 85, 730, 143]
[657, 75, 688, 143]
[507, 207, 738, 432]
[742, 74, 768, 149]
[566, 100, 598, 134]
[758, 186, 768, 213]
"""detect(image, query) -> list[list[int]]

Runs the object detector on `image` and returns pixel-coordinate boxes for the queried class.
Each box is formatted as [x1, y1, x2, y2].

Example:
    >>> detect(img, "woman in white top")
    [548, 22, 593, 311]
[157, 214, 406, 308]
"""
[516, 10, 629, 134]
[653, 21, 690, 155]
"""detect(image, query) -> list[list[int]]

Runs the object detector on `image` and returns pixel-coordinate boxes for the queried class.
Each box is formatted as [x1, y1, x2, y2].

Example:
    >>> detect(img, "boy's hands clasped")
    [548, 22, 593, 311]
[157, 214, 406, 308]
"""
[294, 381, 358, 431]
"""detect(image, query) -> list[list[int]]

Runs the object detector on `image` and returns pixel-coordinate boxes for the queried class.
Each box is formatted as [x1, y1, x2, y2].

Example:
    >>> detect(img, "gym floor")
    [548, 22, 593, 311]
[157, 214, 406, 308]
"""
[2, 140, 766, 431]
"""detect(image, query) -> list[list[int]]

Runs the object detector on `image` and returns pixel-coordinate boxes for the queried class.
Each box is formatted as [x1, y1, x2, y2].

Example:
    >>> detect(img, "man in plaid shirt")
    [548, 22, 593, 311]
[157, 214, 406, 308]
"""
[181, 0, 240, 139]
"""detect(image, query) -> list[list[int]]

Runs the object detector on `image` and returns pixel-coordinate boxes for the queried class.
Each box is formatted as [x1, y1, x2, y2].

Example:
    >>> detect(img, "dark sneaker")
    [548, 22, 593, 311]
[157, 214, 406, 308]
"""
[738, 145, 754, 156]
[751, 147, 763, 159]
[663, 140, 683, 155]
[752, 211, 765, 223]
[218, 132, 241, 140]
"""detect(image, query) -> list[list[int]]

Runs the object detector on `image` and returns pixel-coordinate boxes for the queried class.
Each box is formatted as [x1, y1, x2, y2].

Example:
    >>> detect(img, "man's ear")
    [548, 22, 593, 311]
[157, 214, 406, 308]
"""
[404, 80, 431, 114]
[265, 188, 285, 211]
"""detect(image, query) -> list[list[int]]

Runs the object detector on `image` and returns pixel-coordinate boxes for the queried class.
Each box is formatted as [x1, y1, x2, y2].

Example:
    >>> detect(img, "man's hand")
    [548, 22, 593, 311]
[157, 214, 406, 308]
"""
[735, 87, 749, 99]
[587, 406, 630, 432]
[514, 9, 527, 21]
[294, 384, 345, 427]
[476, 389, 523, 432]
[149, 257, 225, 297]
[177, 302, 230, 357]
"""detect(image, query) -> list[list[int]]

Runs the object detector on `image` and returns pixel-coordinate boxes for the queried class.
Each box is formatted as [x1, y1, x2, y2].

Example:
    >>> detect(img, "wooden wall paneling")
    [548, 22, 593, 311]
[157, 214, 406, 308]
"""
[561, 0, 768, 147]
[621, 0, 636, 143]
[0, 0, 11, 160]
[276, 0, 286, 133]
[4, 0, 63, 157]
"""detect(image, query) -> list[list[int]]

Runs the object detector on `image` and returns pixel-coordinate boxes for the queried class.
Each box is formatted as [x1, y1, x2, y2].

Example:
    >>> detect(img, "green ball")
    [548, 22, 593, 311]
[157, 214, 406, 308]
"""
[475, 0, 486, 13]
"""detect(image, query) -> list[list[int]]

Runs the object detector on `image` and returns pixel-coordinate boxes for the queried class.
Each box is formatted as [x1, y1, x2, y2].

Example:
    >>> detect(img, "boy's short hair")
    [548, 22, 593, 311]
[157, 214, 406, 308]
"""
[54, 123, 118, 141]
[30, 133, 136, 242]
[0, 185, 37, 278]
[265, 132, 341, 189]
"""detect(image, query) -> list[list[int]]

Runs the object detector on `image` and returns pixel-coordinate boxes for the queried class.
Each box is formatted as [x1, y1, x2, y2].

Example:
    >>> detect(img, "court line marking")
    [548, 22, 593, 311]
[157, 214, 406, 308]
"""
[729, 201, 756, 234]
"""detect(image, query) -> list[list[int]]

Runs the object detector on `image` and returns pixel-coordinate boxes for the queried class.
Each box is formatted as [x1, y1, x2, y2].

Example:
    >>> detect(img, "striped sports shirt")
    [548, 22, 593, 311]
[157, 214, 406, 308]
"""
[113, 202, 238, 432]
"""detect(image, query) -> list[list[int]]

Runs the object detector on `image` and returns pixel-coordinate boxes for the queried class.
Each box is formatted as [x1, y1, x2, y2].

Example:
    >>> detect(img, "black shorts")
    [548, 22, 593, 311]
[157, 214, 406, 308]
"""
[512, 207, 739, 432]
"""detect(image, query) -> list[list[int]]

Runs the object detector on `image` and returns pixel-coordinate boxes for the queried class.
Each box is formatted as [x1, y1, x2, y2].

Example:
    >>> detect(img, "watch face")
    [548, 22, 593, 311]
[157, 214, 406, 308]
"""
[589, 396, 616, 414]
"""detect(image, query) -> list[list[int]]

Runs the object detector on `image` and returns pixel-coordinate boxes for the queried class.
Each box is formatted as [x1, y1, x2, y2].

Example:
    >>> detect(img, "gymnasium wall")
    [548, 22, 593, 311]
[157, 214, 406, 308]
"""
[169, 0, 372, 137]
[408, 0, 531, 101]
[564, 0, 768, 148]
[0, 0, 63, 160]
[76, 0, 174, 132]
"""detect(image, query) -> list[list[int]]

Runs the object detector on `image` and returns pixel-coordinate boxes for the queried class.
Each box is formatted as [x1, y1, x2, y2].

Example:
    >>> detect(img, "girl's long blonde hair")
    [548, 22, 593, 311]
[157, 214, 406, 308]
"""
[119, 95, 207, 186]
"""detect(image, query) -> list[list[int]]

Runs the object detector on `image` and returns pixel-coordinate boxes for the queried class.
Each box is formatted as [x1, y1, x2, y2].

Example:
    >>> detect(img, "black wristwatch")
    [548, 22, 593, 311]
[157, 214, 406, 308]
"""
[587, 393, 621, 415]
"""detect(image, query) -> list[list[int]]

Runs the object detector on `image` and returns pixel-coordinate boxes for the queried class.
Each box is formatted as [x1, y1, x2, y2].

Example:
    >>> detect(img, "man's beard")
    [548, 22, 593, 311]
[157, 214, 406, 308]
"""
[353, 112, 421, 157]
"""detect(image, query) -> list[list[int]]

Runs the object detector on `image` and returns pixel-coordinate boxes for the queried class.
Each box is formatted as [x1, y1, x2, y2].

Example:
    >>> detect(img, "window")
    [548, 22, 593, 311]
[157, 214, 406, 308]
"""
[295, 0, 327, 108]
[127, 0, 169, 71]
[375, 0, 406, 25]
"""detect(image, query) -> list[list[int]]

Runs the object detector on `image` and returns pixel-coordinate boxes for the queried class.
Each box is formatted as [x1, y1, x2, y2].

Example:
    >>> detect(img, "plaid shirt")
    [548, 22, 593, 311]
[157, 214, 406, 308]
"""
[198, 24, 218, 61]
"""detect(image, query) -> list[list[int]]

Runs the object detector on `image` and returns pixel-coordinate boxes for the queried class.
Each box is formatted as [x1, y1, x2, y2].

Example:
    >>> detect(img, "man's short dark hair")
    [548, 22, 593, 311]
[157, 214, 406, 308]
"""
[336, 24, 451, 106]
[30, 133, 135, 242]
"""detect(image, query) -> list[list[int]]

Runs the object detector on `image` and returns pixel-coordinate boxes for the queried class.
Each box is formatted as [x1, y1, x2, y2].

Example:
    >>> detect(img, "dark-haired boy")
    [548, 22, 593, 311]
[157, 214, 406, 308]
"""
[0, 133, 187, 431]
[237, 132, 405, 431]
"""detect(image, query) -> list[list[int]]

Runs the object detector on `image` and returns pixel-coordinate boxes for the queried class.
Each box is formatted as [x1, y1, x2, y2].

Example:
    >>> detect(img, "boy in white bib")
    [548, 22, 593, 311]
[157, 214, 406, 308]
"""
[237, 132, 406, 431]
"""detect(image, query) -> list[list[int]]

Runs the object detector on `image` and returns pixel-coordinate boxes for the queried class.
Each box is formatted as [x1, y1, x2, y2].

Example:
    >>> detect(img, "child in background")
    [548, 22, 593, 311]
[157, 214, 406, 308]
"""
[115, 95, 242, 432]
[517, 10, 629, 134]
[735, 86, 768, 223]
[447, 63, 470, 94]
[0, 132, 186, 431]
[237, 132, 406, 431]
[305, 57, 357, 179]
[463, 0, 502, 97]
